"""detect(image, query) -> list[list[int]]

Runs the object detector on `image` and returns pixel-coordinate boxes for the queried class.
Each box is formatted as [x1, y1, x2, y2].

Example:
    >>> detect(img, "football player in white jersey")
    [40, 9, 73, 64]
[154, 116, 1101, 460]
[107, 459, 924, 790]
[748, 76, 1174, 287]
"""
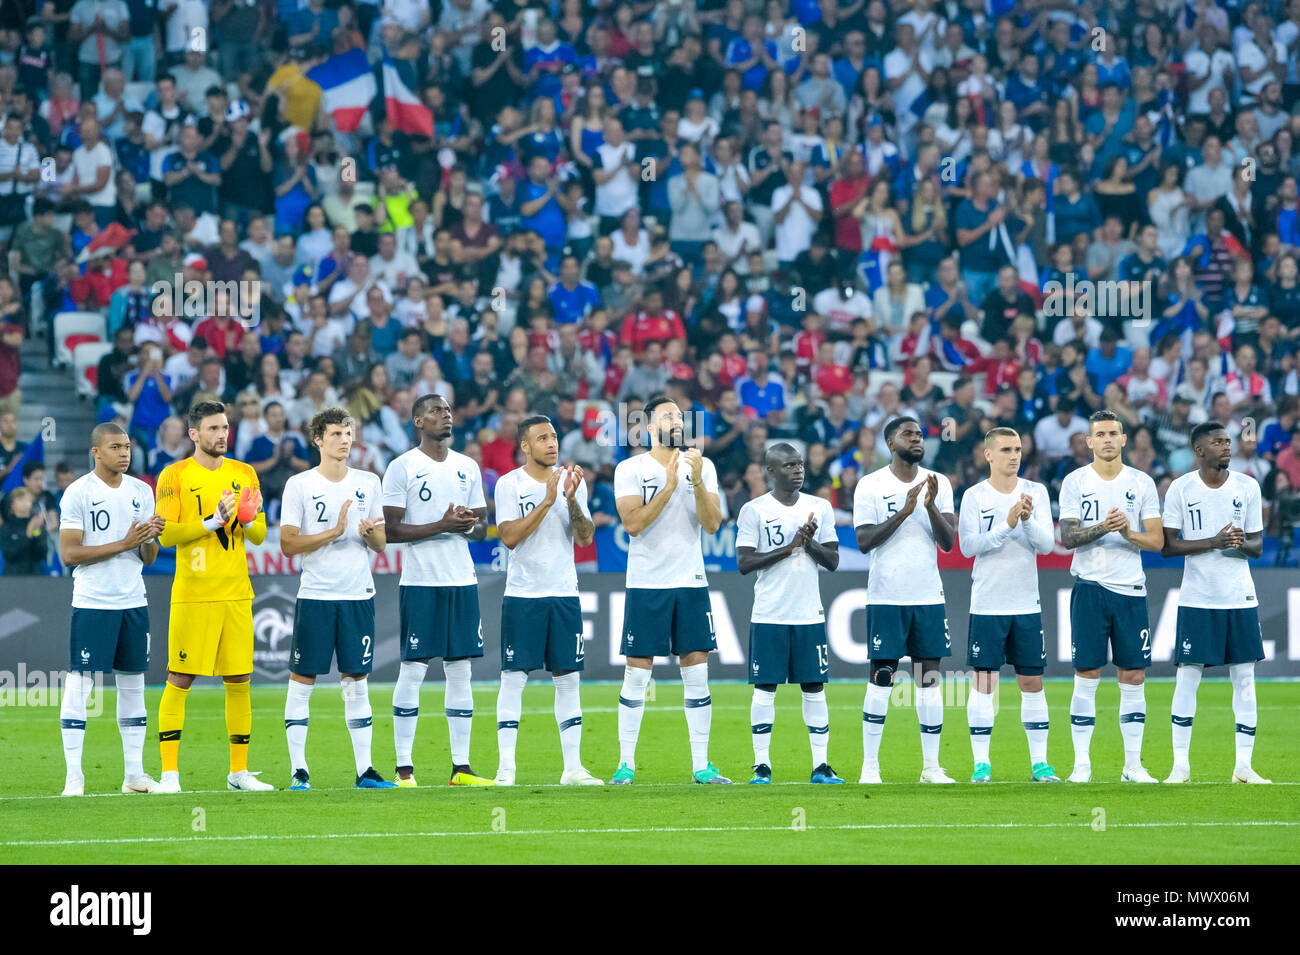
[57, 423, 165, 796]
[1160, 422, 1270, 784]
[381, 394, 493, 787]
[853, 416, 958, 784]
[735, 443, 843, 785]
[1057, 410, 1165, 784]
[611, 394, 730, 785]
[279, 408, 395, 791]
[492, 415, 602, 786]
[958, 428, 1059, 783]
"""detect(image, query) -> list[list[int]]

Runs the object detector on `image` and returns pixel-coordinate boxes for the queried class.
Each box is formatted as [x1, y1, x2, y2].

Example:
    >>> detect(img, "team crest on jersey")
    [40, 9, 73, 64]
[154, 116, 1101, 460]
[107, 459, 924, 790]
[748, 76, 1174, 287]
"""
[971, 642, 980, 656]
[80, 648, 90, 665]
[355, 488, 365, 500]
[408, 633, 419, 649]
[1125, 490, 1135, 502]
[505, 646, 514, 662]
[1181, 640, 1192, 654]
[871, 635, 881, 650]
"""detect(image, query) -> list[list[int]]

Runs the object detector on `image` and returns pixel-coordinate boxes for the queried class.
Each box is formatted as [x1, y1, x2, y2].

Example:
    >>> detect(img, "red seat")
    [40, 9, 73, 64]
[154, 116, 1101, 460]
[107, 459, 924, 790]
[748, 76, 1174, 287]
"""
[85, 365, 98, 387]
[65, 333, 100, 354]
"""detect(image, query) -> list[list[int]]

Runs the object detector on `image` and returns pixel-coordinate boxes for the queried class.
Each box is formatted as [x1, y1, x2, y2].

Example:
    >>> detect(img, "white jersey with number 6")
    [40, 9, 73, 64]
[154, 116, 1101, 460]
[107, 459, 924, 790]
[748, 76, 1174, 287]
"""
[1162, 470, 1263, 609]
[281, 467, 383, 600]
[381, 447, 485, 588]
[494, 466, 590, 598]
[852, 465, 954, 605]
[1058, 464, 1160, 596]
[735, 492, 838, 625]
[613, 451, 719, 590]
[60, 471, 154, 610]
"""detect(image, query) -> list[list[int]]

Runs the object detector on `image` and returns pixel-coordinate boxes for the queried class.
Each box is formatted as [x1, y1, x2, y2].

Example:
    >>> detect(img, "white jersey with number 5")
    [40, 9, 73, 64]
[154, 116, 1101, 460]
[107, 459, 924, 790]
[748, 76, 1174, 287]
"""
[613, 451, 718, 589]
[494, 466, 590, 598]
[958, 478, 1054, 616]
[1162, 470, 1263, 609]
[281, 467, 383, 600]
[735, 492, 838, 625]
[1058, 463, 1160, 596]
[381, 446, 485, 587]
[852, 465, 954, 605]
[59, 471, 154, 610]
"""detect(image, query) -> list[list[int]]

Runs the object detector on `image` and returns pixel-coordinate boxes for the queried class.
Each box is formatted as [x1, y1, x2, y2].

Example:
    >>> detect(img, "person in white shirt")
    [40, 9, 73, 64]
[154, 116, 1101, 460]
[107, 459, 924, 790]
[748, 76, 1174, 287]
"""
[1057, 410, 1165, 784]
[612, 394, 728, 785]
[770, 158, 823, 268]
[381, 394, 491, 787]
[70, 115, 117, 223]
[592, 117, 639, 226]
[1160, 422, 1270, 784]
[735, 443, 843, 785]
[958, 427, 1059, 784]
[57, 423, 166, 796]
[369, 233, 421, 293]
[491, 416, 601, 787]
[278, 408, 394, 791]
[852, 415, 957, 784]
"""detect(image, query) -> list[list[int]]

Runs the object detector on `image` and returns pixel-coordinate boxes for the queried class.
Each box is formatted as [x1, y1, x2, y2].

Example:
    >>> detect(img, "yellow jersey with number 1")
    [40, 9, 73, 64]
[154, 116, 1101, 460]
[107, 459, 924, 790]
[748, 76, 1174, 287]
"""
[155, 457, 265, 603]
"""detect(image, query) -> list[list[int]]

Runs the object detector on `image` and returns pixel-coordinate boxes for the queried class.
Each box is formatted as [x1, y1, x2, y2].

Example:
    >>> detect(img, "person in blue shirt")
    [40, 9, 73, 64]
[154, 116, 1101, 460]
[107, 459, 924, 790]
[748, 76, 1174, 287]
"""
[737, 352, 786, 419]
[1083, 84, 1135, 169]
[1085, 328, 1133, 393]
[724, 17, 778, 92]
[1004, 54, 1052, 133]
[548, 255, 601, 324]
[1052, 169, 1101, 245]
[123, 345, 174, 451]
[518, 155, 567, 271]
[521, 18, 576, 101]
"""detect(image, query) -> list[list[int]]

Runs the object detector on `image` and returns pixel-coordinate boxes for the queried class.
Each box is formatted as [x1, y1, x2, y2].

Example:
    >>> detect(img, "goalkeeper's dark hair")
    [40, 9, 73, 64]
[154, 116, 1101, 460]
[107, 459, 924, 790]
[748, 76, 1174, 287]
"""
[518, 414, 551, 446]
[309, 406, 354, 445]
[187, 399, 226, 430]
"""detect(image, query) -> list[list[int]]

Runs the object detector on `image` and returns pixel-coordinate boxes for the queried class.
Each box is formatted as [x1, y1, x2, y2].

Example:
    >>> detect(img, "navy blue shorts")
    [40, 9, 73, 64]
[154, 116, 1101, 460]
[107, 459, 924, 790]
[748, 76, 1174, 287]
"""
[621, 587, 717, 659]
[968, 613, 1046, 674]
[1069, 579, 1151, 671]
[399, 584, 484, 661]
[1175, 606, 1264, 667]
[865, 604, 951, 660]
[69, 606, 150, 673]
[748, 622, 829, 685]
[291, 598, 376, 676]
[501, 595, 585, 673]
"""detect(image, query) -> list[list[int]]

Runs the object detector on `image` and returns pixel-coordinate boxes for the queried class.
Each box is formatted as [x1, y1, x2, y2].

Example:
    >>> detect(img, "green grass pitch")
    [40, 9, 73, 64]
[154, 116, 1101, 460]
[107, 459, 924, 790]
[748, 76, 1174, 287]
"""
[2, 680, 1297, 863]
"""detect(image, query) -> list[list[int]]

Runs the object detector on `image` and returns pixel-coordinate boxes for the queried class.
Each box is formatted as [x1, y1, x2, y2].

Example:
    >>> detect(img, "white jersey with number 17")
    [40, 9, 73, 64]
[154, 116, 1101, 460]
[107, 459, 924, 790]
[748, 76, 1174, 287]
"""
[613, 451, 719, 590]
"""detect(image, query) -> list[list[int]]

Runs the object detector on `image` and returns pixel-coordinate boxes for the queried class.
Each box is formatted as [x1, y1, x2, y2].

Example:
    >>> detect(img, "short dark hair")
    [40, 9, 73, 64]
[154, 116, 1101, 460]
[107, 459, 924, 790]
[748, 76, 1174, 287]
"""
[90, 422, 128, 447]
[1189, 421, 1227, 449]
[644, 393, 678, 421]
[412, 392, 449, 418]
[763, 442, 800, 467]
[517, 414, 551, 446]
[883, 416, 919, 444]
[1088, 409, 1123, 432]
[308, 406, 354, 444]
[187, 399, 226, 429]
[21, 460, 43, 479]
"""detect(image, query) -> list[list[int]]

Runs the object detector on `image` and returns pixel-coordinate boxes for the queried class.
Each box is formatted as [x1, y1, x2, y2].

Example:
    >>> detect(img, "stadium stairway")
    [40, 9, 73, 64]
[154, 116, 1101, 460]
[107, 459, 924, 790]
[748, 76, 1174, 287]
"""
[17, 330, 96, 472]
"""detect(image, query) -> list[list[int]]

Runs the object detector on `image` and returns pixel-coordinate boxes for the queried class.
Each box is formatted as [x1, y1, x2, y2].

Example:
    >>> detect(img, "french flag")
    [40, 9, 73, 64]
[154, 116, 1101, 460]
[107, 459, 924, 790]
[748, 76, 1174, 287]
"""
[307, 49, 377, 133]
[381, 55, 433, 138]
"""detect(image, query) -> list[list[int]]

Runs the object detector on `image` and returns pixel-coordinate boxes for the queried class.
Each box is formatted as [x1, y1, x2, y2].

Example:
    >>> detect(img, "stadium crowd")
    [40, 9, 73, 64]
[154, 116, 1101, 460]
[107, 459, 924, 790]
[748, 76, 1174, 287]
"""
[3, 0, 1300, 574]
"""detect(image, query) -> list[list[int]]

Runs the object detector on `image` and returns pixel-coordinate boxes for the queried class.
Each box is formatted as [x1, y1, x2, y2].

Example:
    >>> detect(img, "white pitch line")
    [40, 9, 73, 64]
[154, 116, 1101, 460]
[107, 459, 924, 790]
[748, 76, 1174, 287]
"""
[3, 819, 1298, 848]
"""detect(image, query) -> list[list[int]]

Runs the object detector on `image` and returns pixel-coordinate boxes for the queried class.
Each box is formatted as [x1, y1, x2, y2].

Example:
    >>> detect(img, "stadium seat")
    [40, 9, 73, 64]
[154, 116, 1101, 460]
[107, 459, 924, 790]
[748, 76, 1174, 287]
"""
[124, 82, 153, 106]
[73, 341, 112, 400]
[929, 371, 958, 394]
[54, 312, 107, 368]
[866, 369, 904, 400]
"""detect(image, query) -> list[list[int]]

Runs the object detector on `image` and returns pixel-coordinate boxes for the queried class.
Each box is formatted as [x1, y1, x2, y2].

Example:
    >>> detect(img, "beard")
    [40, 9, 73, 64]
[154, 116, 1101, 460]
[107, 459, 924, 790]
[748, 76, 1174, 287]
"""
[897, 445, 925, 464]
[660, 425, 685, 448]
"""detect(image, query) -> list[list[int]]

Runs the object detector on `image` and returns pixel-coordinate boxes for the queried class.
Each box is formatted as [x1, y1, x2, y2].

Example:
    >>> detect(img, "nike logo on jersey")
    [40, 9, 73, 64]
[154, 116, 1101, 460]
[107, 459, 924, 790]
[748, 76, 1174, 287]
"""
[91, 500, 103, 506]
[189, 486, 202, 492]
[414, 471, 429, 479]
[1081, 493, 1096, 498]
[980, 507, 993, 514]
[1186, 500, 1200, 508]
[883, 494, 896, 500]
[312, 494, 324, 500]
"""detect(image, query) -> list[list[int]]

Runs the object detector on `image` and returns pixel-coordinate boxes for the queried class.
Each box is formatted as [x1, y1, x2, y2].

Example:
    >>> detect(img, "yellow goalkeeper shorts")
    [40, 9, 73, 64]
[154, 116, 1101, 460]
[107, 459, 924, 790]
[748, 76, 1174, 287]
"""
[168, 599, 254, 676]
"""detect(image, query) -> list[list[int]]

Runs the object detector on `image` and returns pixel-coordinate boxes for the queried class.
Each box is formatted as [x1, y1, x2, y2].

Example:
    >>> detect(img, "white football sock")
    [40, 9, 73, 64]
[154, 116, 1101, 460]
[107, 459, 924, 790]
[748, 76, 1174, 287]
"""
[443, 659, 474, 767]
[1069, 675, 1099, 766]
[284, 679, 312, 774]
[802, 689, 830, 768]
[967, 688, 994, 765]
[750, 687, 776, 767]
[1230, 663, 1257, 770]
[341, 677, 373, 777]
[553, 671, 583, 773]
[114, 672, 147, 779]
[680, 662, 712, 773]
[1020, 689, 1050, 766]
[617, 666, 651, 770]
[495, 669, 527, 774]
[917, 682, 944, 769]
[1171, 665, 1202, 766]
[862, 683, 890, 768]
[60, 671, 93, 780]
[392, 660, 426, 768]
[1118, 682, 1147, 768]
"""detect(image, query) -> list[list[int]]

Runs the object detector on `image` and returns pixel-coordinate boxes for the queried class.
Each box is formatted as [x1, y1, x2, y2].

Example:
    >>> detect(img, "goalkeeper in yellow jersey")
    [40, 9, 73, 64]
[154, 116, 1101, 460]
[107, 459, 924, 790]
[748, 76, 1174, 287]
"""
[153, 400, 273, 793]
